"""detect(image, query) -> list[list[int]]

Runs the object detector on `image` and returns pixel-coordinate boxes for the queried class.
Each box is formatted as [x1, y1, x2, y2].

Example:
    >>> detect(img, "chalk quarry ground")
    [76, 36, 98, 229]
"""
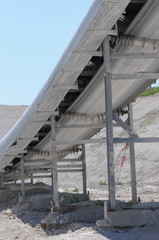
[0, 93, 159, 239]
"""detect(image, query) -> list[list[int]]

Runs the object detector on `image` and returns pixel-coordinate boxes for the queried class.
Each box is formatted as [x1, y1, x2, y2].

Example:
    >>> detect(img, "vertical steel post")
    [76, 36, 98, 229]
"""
[51, 173, 54, 192]
[20, 154, 25, 201]
[0, 173, 4, 188]
[128, 103, 137, 202]
[82, 144, 87, 194]
[103, 36, 116, 209]
[51, 115, 59, 207]
[30, 173, 33, 184]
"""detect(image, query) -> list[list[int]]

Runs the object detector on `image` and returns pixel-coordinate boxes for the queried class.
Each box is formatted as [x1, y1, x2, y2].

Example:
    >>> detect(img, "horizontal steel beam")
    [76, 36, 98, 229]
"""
[61, 112, 106, 122]
[58, 169, 82, 173]
[5, 169, 83, 181]
[24, 164, 82, 169]
[61, 112, 94, 120]
[111, 53, 159, 59]
[25, 158, 82, 164]
[25, 157, 82, 164]
[4, 175, 52, 180]
[27, 170, 52, 174]
[56, 138, 106, 145]
[24, 165, 52, 169]
[57, 164, 82, 169]
[29, 175, 52, 179]
[57, 158, 82, 162]
[114, 137, 159, 143]
[24, 160, 51, 165]
[112, 73, 159, 80]
[3, 177, 20, 181]
[26, 169, 83, 174]
[4, 167, 83, 181]
[56, 123, 120, 129]
[56, 137, 159, 145]
[56, 123, 106, 129]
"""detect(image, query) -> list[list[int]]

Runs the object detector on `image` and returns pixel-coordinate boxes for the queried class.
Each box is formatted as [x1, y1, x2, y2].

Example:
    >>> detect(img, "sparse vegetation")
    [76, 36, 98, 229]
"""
[72, 187, 79, 192]
[99, 181, 107, 186]
[140, 87, 159, 97]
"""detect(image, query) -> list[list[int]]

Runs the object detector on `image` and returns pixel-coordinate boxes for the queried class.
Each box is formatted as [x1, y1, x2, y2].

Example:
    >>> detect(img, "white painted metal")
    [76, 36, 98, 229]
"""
[103, 36, 115, 209]
[20, 154, 25, 201]
[1, 0, 159, 194]
[51, 115, 59, 207]
[128, 103, 137, 203]
[82, 145, 87, 194]
[113, 113, 138, 137]
[0, 0, 131, 171]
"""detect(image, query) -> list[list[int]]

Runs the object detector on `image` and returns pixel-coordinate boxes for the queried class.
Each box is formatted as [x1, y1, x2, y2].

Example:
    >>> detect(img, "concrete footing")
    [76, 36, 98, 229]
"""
[96, 209, 154, 228]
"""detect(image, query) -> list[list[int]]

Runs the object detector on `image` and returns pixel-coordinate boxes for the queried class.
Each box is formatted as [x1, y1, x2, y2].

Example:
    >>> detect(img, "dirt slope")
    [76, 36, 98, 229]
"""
[0, 105, 28, 140]
[0, 94, 159, 192]
[0, 94, 159, 240]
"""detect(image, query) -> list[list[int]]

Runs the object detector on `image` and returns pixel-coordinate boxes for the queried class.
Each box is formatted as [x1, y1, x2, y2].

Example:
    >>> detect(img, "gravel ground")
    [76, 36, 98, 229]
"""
[1, 185, 159, 240]
[1, 93, 159, 239]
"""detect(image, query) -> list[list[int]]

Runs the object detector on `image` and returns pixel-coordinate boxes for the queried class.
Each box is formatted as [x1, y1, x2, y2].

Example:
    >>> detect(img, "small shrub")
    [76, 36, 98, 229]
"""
[99, 181, 107, 186]
[72, 187, 79, 192]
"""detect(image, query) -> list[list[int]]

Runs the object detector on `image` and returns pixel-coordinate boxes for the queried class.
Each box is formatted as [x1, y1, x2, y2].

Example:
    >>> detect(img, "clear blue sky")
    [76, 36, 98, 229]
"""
[0, 0, 92, 105]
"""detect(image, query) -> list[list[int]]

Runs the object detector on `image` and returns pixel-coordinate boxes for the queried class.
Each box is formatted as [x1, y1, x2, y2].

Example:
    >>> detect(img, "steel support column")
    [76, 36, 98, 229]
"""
[30, 173, 33, 184]
[82, 145, 87, 194]
[128, 103, 137, 203]
[51, 173, 54, 192]
[20, 154, 25, 201]
[103, 36, 115, 209]
[51, 115, 59, 207]
[0, 173, 4, 188]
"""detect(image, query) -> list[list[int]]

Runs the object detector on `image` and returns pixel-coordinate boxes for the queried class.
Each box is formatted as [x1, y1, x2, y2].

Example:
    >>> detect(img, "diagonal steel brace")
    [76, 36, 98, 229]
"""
[113, 112, 138, 137]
